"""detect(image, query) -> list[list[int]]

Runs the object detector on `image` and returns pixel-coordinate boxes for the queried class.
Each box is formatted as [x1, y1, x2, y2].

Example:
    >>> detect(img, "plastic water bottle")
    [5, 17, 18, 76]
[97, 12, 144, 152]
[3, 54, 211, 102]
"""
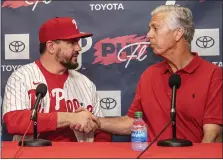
[131, 111, 148, 151]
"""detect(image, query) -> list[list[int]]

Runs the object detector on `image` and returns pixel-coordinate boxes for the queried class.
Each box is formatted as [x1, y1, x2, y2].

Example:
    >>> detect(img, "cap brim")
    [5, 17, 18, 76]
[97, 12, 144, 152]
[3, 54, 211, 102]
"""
[60, 32, 93, 40]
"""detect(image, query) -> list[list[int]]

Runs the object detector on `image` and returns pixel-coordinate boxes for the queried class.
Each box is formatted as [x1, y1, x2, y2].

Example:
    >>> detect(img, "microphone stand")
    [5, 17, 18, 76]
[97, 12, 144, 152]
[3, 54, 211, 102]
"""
[157, 85, 192, 147]
[18, 94, 52, 147]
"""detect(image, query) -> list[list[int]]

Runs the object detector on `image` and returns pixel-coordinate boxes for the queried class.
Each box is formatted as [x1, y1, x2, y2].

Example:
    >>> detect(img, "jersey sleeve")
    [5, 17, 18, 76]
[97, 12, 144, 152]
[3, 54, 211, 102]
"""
[2, 70, 57, 135]
[3, 110, 57, 135]
[2, 70, 30, 116]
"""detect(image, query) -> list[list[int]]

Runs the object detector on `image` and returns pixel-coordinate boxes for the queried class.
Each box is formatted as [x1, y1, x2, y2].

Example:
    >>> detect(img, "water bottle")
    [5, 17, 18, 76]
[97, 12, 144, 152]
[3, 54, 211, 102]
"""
[131, 111, 148, 151]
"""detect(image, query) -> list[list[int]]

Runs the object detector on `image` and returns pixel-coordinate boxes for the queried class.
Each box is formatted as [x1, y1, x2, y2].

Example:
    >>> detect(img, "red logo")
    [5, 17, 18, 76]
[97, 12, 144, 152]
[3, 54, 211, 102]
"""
[92, 34, 150, 68]
[2, 0, 52, 11]
[2, 0, 30, 9]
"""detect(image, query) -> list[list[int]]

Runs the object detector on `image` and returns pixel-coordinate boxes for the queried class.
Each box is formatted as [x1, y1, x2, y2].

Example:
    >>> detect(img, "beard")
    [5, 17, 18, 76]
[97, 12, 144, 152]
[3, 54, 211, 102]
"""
[61, 60, 79, 70]
[55, 49, 79, 70]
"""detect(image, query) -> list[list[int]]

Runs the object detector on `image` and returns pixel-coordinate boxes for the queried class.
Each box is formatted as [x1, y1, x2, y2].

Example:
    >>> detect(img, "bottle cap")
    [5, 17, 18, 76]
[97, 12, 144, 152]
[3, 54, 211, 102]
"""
[135, 111, 143, 118]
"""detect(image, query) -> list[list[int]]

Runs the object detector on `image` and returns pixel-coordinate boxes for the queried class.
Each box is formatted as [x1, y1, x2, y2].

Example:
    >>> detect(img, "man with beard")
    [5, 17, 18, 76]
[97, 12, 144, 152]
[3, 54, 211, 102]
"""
[2, 17, 111, 142]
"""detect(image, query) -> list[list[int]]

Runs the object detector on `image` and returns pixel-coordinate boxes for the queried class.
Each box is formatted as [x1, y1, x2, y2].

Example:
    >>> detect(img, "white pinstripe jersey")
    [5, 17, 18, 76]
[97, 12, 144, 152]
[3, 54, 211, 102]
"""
[3, 61, 103, 118]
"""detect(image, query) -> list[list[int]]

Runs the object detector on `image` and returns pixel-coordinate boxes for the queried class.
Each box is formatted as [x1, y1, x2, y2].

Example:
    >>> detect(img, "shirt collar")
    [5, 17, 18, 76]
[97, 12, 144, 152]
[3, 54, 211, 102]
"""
[161, 52, 202, 74]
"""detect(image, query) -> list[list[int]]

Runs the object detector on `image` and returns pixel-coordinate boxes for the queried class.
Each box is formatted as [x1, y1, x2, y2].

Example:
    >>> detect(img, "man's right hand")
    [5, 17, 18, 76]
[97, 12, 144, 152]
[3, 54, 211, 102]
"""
[69, 108, 100, 133]
[57, 109, 99, 133]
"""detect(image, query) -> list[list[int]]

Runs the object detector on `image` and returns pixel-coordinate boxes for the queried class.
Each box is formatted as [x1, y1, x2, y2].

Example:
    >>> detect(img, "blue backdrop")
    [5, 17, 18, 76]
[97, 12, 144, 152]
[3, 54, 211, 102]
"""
[1, 0, 222, 142]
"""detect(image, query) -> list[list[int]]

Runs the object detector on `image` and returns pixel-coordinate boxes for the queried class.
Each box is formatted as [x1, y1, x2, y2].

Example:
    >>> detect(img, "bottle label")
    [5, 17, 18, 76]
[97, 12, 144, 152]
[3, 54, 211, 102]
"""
[131, 130, 147, 142]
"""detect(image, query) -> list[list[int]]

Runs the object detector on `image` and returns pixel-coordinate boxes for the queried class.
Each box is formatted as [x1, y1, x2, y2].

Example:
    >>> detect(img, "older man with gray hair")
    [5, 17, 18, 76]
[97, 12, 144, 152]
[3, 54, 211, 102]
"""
[73, 5, 222, 143]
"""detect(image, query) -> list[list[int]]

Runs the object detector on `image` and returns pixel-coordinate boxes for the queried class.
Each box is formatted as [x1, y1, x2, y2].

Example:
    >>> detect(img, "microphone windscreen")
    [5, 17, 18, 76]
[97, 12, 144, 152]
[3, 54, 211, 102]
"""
[169, 73, 181, 89]
[35, 83, 47, 98]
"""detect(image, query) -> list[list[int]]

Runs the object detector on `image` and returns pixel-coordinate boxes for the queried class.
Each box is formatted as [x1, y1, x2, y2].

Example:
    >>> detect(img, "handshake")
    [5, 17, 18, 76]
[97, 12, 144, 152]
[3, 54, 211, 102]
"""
[69, 108, 101, 134]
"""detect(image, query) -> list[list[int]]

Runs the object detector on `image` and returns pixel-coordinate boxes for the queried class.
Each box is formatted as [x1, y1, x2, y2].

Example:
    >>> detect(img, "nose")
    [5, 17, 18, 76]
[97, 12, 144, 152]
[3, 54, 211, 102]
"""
[146, 29, 153, 41]
[74, 42, 81, 52]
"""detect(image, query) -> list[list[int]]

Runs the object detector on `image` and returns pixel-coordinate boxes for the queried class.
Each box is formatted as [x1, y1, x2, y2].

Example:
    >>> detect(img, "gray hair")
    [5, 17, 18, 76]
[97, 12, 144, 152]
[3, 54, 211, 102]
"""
[151, 5, 195, 43]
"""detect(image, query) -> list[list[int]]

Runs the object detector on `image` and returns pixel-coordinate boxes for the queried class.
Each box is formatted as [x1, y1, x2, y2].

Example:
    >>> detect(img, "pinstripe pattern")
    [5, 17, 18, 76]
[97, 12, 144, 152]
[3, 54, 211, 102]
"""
[3, 61, 104, 141]
[3, 62, 104, 119]
[65, 70, 103, 117]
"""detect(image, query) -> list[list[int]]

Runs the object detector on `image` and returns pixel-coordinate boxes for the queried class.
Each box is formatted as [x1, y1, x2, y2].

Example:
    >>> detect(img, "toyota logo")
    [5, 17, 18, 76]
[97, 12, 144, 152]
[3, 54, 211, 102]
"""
[9, 41, 25, 52]
[196, 36, 214, 48]
[100, 97, 117, 110]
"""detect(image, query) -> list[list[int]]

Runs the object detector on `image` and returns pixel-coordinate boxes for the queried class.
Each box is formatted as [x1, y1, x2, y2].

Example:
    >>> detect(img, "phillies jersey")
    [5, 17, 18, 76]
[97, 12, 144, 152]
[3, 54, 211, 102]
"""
[3, 60, 103, 141]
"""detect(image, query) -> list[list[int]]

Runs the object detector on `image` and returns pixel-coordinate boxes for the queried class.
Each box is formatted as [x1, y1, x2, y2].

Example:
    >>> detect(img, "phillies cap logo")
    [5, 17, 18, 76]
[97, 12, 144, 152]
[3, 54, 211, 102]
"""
[72, 19, 78, 29]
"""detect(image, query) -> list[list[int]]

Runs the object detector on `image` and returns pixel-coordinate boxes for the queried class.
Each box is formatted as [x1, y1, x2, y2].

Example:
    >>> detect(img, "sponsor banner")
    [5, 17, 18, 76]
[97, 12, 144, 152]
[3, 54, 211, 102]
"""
[212, 61, 222, 67]
[1, 1, 222, 142]
[1, 65, 22, 72]
[5, 34, 30, 60]
[89, 3, 124, 11]
[97, 91, 121, 117]
[191, 29, 220, 56]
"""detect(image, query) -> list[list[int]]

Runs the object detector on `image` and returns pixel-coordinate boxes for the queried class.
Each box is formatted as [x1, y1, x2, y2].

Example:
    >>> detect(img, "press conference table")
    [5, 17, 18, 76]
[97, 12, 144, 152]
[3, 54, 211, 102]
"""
[2, 141, 222, 158]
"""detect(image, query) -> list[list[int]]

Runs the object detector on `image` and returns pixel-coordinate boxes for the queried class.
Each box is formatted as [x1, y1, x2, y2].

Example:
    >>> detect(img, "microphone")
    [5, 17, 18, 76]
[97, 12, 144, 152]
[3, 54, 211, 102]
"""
[18, 83, 52, 147]
[30, 83, 47, 121]
[169, 73, 181, 127]
[137, 74, 192, 158]
[157, 73, 193, 147]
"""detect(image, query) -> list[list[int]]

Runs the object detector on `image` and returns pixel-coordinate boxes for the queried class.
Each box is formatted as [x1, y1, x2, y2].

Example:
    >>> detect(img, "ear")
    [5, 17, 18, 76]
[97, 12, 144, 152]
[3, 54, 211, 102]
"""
[45, 41, 57, 55]
[174, 27, 184, 42]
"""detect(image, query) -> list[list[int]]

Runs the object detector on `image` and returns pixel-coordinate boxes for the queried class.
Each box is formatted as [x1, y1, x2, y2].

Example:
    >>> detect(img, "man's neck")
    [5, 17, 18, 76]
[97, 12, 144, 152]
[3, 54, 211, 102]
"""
[162, 45, 194, 73]
[39, 55, 67, 75]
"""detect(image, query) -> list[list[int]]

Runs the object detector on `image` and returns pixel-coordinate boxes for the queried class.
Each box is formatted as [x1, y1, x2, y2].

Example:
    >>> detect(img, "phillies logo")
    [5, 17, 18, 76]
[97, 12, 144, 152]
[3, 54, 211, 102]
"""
[93, 34, 150, 68]
[76, 36, 92, 70]
[28, 88, 93, 113]
[51, 88, 64, 111]
[50, 89, 93, 112]
[2, 0, 52, 11]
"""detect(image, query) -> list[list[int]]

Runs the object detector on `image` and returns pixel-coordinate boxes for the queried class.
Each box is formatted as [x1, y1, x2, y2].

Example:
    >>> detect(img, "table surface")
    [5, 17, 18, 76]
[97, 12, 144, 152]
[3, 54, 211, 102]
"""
[2, 141, 222, 158]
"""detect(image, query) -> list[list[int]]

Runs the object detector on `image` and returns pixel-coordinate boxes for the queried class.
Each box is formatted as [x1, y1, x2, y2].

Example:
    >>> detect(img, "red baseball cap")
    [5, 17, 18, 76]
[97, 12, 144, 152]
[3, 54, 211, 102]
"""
[39, 17, 93, 43]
